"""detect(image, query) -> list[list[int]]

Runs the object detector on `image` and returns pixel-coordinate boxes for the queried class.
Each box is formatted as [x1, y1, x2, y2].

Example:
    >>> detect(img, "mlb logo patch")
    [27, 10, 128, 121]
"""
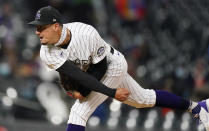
[53, 18, 57, 22]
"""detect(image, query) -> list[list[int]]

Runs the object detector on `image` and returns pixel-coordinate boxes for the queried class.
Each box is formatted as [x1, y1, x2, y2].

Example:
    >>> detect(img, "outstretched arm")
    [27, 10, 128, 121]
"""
[56, 60, 130, 101]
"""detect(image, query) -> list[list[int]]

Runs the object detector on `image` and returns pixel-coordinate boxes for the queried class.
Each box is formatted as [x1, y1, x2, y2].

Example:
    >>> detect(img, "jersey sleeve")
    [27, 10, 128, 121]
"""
[91, 29, 110, 64]
[40, 45, 69, 71]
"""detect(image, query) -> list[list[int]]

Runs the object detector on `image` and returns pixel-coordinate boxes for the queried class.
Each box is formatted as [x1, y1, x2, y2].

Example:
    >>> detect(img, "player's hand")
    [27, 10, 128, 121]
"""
[67, 91, 85, 100]
[115, 88, 130, 102]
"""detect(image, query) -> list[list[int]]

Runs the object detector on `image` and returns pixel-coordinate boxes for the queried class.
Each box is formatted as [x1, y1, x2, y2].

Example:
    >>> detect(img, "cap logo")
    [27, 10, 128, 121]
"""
[35, 11, 41, 20]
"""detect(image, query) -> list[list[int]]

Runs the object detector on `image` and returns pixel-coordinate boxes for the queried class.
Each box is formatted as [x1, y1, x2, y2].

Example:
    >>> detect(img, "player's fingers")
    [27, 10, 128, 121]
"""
[123, 94, 129, 98]
[124, 90, 130, 97]
[120, 97, 128, 102]
[126, 90, 130, 95]
[115, 96, 123, 102]
[120, 94, 129, 102]
[117, 98, 124, 102]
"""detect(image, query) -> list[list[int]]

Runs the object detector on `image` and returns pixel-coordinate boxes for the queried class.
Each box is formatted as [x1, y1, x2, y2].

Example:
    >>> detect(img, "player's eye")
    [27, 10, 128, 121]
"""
[36, 26, 44, 32]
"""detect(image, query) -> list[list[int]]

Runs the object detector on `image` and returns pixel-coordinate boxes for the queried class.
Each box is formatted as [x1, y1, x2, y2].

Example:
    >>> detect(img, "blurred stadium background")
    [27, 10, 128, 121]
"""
[0, 0, 209, 131]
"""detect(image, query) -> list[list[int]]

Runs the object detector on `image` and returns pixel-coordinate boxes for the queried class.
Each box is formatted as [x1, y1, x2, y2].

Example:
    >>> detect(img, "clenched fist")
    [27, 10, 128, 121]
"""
[115, 88, 130, 102]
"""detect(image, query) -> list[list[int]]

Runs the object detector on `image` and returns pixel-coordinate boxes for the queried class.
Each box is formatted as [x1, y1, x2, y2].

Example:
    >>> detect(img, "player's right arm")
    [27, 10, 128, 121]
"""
[56, 60, 130, 102]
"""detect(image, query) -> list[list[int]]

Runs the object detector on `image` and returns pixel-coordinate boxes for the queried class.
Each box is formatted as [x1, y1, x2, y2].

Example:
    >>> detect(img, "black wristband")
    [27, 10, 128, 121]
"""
[56, 60, 116, 98]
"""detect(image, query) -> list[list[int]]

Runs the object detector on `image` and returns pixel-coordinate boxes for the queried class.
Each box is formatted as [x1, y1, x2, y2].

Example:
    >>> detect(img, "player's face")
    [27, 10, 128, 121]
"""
[35, 24, 59, 45]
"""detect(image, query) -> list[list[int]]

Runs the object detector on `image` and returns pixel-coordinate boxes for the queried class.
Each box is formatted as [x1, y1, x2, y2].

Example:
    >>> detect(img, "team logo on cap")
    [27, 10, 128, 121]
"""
[35, 11, 41, 20]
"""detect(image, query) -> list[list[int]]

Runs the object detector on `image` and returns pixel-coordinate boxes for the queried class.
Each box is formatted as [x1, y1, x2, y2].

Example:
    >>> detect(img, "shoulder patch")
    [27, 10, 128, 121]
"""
[97, 47, 105, 57]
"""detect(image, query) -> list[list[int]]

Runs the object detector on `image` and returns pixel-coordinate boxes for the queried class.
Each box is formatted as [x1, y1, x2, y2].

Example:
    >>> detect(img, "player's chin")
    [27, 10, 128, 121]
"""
[40, 40, 47, 45]
[41, 43, 47, 45]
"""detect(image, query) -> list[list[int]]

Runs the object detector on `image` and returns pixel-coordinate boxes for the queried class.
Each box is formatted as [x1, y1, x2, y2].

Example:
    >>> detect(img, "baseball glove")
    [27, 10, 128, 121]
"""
[59, 73, 91, 97]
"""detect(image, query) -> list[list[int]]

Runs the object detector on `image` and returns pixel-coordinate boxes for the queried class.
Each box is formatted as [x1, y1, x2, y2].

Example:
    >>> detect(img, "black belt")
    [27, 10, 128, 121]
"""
[110, 46, 114, 54]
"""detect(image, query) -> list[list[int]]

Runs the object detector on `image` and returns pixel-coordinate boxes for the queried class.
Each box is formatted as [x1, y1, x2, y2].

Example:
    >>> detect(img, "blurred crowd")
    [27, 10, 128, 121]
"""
[0, 0, 209, 131]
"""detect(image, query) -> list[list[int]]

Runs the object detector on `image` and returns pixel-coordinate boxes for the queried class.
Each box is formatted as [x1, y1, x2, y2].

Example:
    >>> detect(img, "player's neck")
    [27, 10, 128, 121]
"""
[58, 29, 71, 49]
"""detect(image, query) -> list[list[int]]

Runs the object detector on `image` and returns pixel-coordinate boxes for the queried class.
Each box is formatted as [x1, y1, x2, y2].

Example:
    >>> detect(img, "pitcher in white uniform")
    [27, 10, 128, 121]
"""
[28, 6, 209, 131]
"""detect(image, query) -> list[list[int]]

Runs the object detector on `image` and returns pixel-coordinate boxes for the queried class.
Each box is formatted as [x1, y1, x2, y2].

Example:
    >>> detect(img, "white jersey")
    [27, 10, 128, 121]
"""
[39, 22, 156, 127]
[40, 22, 110, 71]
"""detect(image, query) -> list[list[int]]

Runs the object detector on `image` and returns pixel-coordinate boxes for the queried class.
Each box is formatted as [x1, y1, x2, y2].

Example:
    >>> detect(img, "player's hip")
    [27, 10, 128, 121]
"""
[105, 46, 128, 76]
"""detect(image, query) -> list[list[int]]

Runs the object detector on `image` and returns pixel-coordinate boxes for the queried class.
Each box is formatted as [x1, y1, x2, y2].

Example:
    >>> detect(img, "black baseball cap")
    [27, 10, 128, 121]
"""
[28, 6, 61, 26]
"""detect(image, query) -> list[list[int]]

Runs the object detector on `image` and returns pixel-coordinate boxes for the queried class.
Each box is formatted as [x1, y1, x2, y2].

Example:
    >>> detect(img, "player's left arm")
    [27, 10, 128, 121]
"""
[56, 60, 130, 101]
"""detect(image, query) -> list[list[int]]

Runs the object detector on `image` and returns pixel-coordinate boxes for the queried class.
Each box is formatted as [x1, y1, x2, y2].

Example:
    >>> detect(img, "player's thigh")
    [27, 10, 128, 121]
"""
[100, 73, 125, 89]
[70, 74, 125, 116]
[119, 73, 156, 108]
[103, 50, 128, 89]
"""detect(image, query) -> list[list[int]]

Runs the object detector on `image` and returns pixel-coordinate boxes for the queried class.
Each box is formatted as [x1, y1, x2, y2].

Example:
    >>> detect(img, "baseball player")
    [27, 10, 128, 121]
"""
[28, 6, 209, 131]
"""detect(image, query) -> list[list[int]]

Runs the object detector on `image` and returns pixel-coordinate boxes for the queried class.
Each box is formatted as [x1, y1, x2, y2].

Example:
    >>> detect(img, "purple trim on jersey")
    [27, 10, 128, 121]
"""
[192, 104, 201, 114]
[199, 100, 208, 112]
[66, 124, 85, 131]
[154, 90, 190, 110]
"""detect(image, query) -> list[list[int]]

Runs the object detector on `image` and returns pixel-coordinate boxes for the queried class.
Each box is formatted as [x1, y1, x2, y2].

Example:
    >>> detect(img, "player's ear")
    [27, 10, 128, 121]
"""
[53, 23, 60, 32]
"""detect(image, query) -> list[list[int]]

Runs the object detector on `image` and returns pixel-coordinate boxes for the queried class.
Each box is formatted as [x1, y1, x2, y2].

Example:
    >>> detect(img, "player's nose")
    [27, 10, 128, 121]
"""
[35, 30, 41, 35]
